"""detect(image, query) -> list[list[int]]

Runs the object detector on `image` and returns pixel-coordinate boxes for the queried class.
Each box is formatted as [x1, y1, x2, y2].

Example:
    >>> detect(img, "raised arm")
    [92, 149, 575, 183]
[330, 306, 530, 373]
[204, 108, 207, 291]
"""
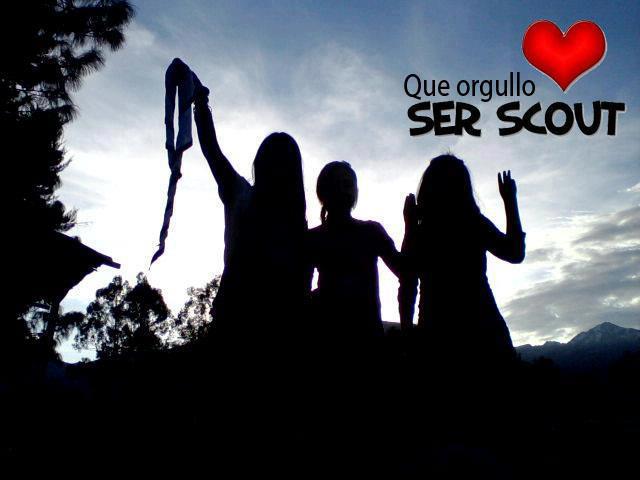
[489, 170, 526, 263]
[381, 244, 403, 278]
[380, 235, 418, 330]
[398, 194, 418, 331]
[302, 231, 315, 299]
[193, 83, 239, 195]
[398, 271, 418, 331]
[379, 194, 418, 277]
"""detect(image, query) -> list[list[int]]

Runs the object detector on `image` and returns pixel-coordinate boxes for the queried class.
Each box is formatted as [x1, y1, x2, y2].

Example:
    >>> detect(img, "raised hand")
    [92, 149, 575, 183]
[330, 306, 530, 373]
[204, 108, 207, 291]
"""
[403, 193, 417, 230]
[497, 170, 525, 262]
[193, 75, 210, 107]
[498, 170, 517, 204]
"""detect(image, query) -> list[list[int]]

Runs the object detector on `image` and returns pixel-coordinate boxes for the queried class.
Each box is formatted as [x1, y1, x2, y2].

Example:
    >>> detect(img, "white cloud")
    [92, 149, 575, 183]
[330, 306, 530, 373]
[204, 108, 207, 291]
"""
[124, 22, 155, 50]
[505, 206, 640, 345]
[627, 182, 640, 193]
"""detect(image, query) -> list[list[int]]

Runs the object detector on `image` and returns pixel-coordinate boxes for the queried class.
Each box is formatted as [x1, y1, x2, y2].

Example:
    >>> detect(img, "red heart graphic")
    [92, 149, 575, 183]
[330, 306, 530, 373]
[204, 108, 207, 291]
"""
[522, 20, 606, 91]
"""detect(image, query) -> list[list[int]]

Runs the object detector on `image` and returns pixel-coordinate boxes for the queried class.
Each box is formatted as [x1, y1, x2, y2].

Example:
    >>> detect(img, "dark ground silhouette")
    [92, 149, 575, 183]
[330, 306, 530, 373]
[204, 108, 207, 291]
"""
[2, 327, 639, 477]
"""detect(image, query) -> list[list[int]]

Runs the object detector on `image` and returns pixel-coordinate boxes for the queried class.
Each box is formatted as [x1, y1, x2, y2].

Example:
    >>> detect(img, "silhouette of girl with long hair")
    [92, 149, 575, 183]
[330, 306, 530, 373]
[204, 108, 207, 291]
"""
[307, 161, 408, 346]
[399, 154, 525, 364]
[193, 84, 308, 342]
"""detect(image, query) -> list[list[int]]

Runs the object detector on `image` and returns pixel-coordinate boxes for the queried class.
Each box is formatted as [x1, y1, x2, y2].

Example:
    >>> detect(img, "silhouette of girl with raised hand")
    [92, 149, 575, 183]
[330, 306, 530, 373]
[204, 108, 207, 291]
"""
[307, 161, 408, 347]
[192, 83, 308, 343]
[399, 155, 525, 365]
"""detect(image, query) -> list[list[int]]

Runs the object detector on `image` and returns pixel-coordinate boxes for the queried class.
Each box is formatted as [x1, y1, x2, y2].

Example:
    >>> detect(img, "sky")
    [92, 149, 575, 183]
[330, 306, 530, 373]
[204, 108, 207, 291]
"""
[58, 0, 639, 361]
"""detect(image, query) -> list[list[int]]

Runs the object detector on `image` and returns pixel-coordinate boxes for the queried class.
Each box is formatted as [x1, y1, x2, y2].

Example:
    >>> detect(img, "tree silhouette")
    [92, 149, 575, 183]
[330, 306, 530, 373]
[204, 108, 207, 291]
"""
[2, 1, 134, 332]
[22, 305, 84, 359]
[170, 277, 220, 345]
[73, 273, 169, 359]
[2, 0, 134, 234]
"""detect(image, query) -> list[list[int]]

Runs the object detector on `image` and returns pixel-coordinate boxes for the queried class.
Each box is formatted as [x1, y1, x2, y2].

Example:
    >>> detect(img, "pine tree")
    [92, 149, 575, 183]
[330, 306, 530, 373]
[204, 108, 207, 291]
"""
[1, 0, 134, 232]
[0, 1, 134, 347]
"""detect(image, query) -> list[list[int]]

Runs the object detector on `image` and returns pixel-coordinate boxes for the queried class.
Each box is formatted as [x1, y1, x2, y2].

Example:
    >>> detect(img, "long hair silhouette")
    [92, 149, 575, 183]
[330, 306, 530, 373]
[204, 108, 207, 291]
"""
[193, 86, 308, 344]
[416, 154, 480, 223]
[252, 132, 306, 229]
[400, 154, 525, 366]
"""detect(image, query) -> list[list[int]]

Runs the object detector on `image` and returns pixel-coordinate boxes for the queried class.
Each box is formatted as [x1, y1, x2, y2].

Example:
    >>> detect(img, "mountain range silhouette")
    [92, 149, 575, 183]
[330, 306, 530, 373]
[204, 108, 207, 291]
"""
[516, 322, 640, 371]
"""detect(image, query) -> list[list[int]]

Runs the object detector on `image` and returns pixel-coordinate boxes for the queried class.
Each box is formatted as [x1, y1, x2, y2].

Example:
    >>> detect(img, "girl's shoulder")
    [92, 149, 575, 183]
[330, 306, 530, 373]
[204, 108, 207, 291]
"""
[353, 219, 394, 247]
[354, 219, 388, 237]
[308, 223, 326, 235]
[306, 220, 387, 241]
[306, 224, 327, 246]
[352, 218, 385, 231]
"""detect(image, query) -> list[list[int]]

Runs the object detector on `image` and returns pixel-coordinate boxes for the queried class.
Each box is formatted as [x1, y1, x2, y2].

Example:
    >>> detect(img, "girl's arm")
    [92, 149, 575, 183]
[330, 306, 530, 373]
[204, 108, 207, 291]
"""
[489, 170, 526, 263]
[381, 246, 403, 277]
[399, 272, 418, 331]
[398, 219, 418, 331]
[193, 85, 241, 200]
[303, 232, 315, 298]
[398, 239, 418, 330]
[379, 194, 418, 277]
[381, 241, 418, 330]
[398, 194, 419, 330]
[374, 194, 419, 330]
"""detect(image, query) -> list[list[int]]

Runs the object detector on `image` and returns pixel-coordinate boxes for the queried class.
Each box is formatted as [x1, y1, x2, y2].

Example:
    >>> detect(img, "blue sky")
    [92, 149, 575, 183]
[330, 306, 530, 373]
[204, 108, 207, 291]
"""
[58, 0, 639, 361]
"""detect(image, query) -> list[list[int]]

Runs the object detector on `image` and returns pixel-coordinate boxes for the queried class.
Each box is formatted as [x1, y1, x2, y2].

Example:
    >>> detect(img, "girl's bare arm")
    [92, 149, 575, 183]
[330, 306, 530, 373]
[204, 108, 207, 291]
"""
[193, 85, 238, 192]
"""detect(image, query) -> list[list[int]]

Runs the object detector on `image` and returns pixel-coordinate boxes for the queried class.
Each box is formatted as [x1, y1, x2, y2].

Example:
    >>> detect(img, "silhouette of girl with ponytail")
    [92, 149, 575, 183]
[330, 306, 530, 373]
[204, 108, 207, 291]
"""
[399, 154, 525, 365]
[307, 161, 408, 346]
